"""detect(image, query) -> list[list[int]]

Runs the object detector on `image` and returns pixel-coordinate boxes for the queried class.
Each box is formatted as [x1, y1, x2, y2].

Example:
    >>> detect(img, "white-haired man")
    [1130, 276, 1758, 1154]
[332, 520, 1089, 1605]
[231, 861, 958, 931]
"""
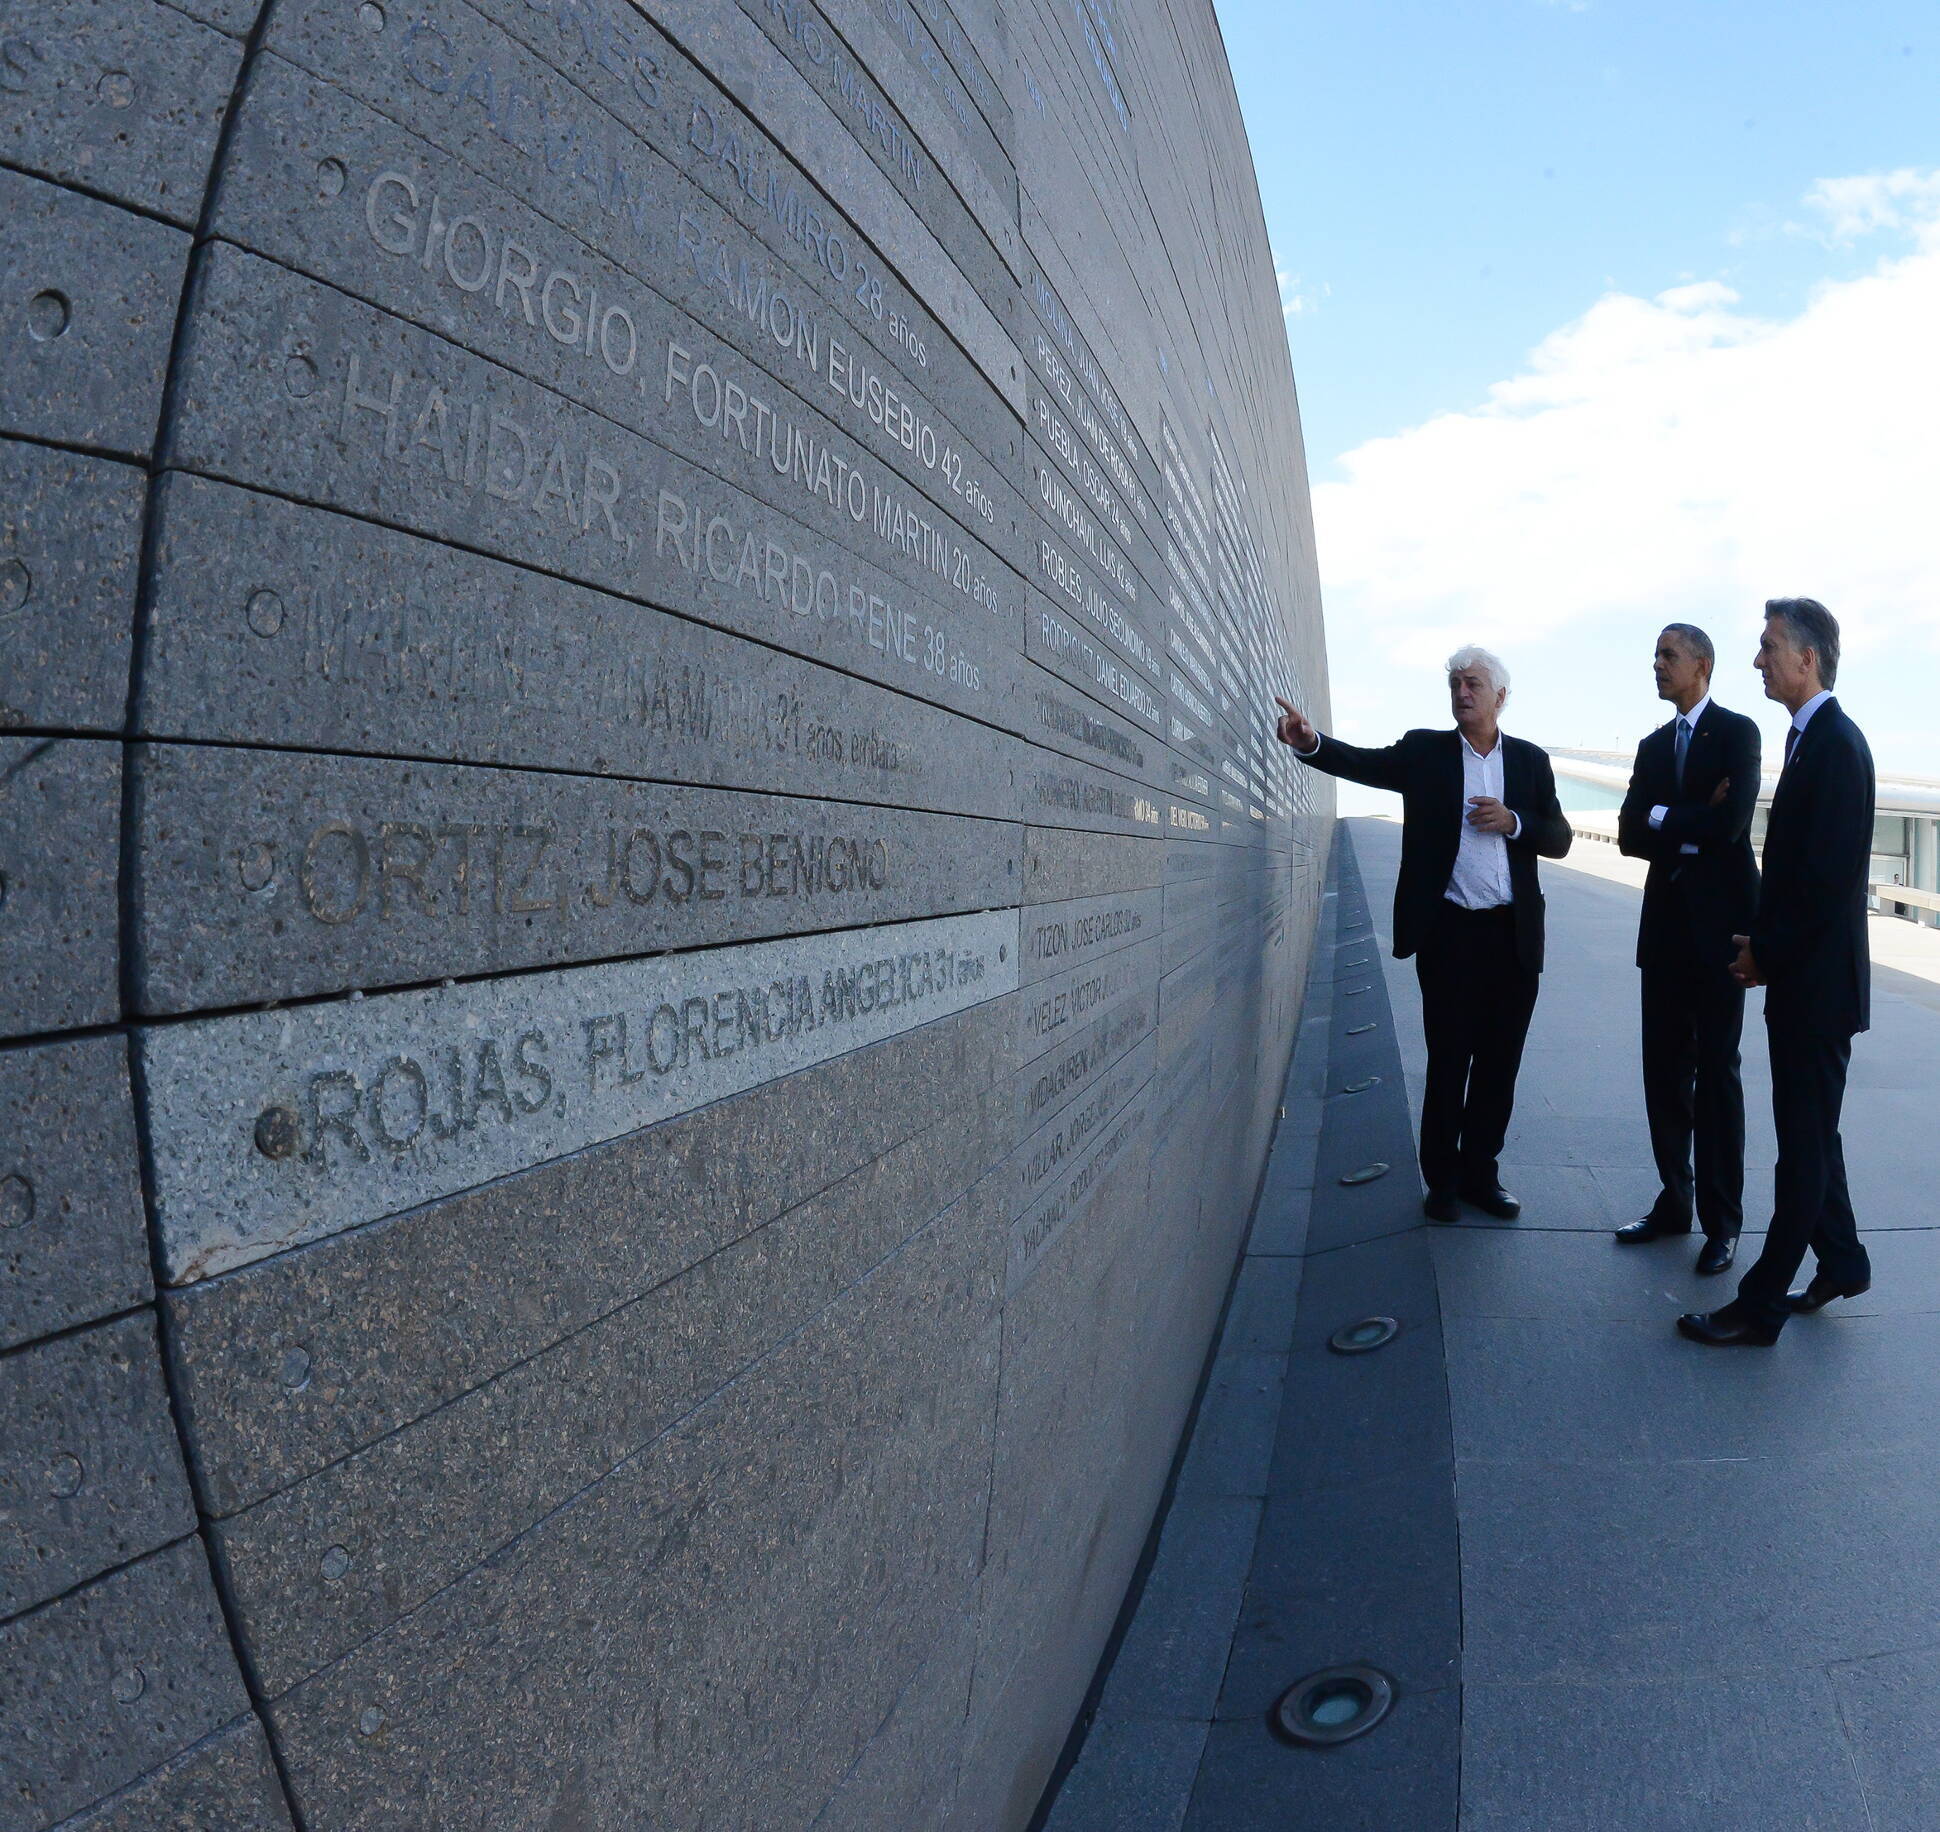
[1274, 648, 1572, 1222]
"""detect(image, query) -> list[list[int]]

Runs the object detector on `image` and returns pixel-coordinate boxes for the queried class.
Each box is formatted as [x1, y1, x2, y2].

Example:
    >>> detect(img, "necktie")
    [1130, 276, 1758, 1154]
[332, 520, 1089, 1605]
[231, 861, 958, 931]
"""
[1674, 716, 1691, 789]
[1784, 724, 1800, 769]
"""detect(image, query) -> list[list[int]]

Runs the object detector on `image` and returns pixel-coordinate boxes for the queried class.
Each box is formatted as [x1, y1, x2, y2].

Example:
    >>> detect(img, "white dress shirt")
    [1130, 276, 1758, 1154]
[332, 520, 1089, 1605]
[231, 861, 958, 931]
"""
[1648, 692, 1710, 855]
[1790, 688, 1834, 745]
[1289, 726, 1523, 903]
[1446, 733, 1519, 909]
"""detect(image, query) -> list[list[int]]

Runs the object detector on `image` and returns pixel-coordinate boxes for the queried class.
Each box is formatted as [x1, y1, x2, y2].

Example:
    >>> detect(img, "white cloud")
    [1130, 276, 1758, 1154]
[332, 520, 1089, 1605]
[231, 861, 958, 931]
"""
[1796, 168, 1940, 247]
[1312, 169, 1940, 743]
[1275, 263, 1330, 321]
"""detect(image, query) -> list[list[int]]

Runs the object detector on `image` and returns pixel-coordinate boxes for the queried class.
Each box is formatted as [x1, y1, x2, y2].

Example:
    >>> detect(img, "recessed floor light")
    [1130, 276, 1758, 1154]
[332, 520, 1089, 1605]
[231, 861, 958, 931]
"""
[1328, 1316, 1400, 1354]
[1340, 1076, 1382, 1093]
[1339, 1162, 1389, 1185]
[1345, 1022, 1376, 1036]
[1274, 1666, 1395, 1746]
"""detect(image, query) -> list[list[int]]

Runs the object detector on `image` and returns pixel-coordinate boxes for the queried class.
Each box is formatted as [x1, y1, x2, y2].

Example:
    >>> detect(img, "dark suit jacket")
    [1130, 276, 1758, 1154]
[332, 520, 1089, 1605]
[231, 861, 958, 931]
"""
[1299, 729, 1572, 973]
[1753, 698, 1874, 1036]
[1617, 702, 1761, 971]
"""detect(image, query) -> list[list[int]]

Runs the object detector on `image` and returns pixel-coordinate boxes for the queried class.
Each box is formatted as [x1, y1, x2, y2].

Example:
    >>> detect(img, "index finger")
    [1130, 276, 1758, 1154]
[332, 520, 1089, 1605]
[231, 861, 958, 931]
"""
[1273, 696, 1298, 717]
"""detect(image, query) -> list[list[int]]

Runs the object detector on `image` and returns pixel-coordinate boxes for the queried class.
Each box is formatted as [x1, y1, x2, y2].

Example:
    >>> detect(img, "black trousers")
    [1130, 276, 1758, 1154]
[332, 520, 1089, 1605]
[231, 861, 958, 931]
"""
[1414, 903, 1539, 1194]
[1735, 1016, 1871, 1329]
[1640, 938, 1747, 1238]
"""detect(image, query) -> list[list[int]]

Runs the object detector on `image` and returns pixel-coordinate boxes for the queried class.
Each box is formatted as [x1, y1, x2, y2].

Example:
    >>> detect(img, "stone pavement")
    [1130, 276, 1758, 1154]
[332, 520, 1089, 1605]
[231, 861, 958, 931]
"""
[1041, 816, 1940, 1831]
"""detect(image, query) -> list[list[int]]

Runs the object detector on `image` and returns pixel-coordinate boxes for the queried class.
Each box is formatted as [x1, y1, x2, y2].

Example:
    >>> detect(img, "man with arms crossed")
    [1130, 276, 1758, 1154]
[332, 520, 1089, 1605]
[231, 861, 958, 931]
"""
[1273, 648, 1571, 1223]
[1680, 598, 1875, 1346]
[1616, 625, 1761, 1276]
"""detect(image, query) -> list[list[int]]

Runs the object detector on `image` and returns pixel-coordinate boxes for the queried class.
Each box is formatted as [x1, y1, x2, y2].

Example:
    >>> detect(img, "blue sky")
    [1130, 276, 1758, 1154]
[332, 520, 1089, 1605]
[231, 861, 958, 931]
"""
[1215, 0, 1940, 780]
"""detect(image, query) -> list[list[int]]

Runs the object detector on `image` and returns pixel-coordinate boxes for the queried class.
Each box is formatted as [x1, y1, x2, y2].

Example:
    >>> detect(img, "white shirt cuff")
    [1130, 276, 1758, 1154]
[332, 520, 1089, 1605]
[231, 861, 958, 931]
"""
[1509, 812, 1522, 841]
[1292, 734, 1321, 758]
[1649, 805, 1668, 829]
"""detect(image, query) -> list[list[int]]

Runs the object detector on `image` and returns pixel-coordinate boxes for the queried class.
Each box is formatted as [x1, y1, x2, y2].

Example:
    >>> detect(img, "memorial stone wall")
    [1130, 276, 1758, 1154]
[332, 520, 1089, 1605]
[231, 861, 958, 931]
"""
[0, 0, 1330, 1824]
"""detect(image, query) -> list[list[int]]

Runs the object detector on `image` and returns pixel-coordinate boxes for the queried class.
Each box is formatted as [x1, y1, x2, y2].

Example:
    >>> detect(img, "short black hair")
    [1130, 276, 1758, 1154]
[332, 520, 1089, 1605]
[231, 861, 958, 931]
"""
[1659, 622, 1714, 670]
[1764, 597, 1840, 688]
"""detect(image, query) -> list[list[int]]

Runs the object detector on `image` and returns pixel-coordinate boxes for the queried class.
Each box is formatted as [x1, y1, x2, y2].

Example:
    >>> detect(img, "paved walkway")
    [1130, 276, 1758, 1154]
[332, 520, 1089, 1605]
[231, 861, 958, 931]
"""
[1043, 816, 1940, 1831]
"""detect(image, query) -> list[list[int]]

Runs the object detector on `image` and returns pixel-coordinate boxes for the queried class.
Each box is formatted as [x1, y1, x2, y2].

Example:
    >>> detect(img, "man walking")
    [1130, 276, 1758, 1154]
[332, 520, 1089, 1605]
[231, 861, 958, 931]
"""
[1680, 598, 1875, 1347]
[1273, 648, 1571, 1223]
[1616, 625, 1760, 1276]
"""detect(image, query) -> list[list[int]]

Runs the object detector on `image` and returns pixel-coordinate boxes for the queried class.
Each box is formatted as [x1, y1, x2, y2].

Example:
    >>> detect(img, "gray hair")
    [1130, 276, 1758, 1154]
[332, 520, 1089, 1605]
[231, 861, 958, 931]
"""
[1765, 597, 1840, 688]
[1660, 623, 1715, 670]
[1446, 644, 1510, 697]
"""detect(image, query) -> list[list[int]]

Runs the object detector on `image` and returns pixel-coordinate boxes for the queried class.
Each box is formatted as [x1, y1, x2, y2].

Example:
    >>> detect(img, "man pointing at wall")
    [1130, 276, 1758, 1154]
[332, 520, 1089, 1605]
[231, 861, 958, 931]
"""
[1274, 649, 1572, 1223]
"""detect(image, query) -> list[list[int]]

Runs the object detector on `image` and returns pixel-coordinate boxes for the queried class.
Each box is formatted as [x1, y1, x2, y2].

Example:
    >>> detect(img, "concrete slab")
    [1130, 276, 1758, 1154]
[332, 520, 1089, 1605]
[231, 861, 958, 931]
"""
[1462, 1672, 1871, 1832]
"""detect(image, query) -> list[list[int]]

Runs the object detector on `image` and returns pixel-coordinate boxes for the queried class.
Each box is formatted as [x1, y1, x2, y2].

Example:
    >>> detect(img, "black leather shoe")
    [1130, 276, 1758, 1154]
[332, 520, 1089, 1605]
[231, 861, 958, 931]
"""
[1422, 1189, 1460, 1225]
[1461, 1183, 1521, 1220]
[1695, 1235, 1739, 1277]
[1783, 1275, 1872, 1314]
[1614, 1216, 1693, 1244]
[1677, 1308, 1780, 1347]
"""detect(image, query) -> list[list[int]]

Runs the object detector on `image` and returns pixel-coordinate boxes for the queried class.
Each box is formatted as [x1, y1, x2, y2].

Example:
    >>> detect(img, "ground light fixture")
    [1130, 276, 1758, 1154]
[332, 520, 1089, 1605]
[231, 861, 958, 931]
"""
[1273, 1666, 1396, 1746]
[1340, 1076, 1382, 1093]
[1327, 1316, 1400, 1354]
[1338, 1162, 1389, 1185]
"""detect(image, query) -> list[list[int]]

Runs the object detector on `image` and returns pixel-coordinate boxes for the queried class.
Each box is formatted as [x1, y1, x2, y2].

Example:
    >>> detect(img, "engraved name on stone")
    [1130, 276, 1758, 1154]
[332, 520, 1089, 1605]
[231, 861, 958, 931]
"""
[1012, 982, 1151, 1137]
[267, 0, 1016, 469]
[130, 742, 1019, 1010]
[1018, 934, 1159, 1062]
[166, 250, 1017, 721]
[1026, 591, 1163, 735]
[1018, 888, 1161, 985]
[1012, 1033, 1153, 1211]
[1007, 1084, 1148, 1293]
[218, 55, 1027, 584]
[142, 909, 1019, 1283]
[1022, 752, 1161, 838]
[139, 478, 1022, 820]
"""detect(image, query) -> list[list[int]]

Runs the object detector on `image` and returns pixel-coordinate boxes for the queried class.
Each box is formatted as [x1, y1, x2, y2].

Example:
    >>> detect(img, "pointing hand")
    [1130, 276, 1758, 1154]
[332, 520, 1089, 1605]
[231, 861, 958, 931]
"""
[1273, 696, 1317, 752]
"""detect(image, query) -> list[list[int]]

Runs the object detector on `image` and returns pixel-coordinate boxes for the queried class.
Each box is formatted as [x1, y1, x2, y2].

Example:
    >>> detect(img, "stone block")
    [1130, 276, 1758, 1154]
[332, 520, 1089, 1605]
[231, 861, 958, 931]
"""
[0, 168, 190, 456]
[0, 440, 144, 733]
[1008, 1077, 1149, 1293]
[1011, 661, 1169, 791]
[162, 991, 1016, 1517]
[1019, 886, 1161, 985]
[710, 0, 1015, 305]
[1011, 975, 1153, 1142]
[213, 50, 1033, 588]
[0, 737, 120, 1039]
[142, 905, 1017, 1283]
[0, 0, 239, 224]
[1024, 373, 1162, 597]
[0, 1313, 195, 1619]
[256, 1178, 1002, 1830]
[1015, 932, 1158, 1069]
[0, 1035, 147, 1353]
[161, 246, 1029, 742]
[137, 475, 1023, 822]
[129, 740, 1021, 1011]
[0, 1539, 248, 1831]
[1018, 746, 1163, 840]
[206, 1085, 1009, 1698]
[1012, 1033, 1152, 1225]
[1023, 825, 1161, 904]
[1024, 585, 1165, 737]
[53, 1718, 294, 1832]
[266, 0, 1023, 474]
